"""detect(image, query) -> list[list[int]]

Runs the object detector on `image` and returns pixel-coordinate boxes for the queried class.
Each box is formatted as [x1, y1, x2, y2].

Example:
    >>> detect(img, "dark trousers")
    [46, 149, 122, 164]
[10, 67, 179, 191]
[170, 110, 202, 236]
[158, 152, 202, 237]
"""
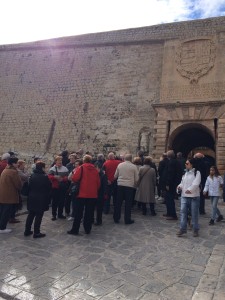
[52, 188, 67, 217]
[165, 190, 177, 218]
[65, 192, 72, 216]
[113, 185, 134, 223]
[95, 196, 104, 224]
[70, 193, 77, 218]
[104, 181, 117, 214]
[25, 211, 44, 234]
[0, 203, 13, 230]
[199, 191, 205, 213]
[71, 198, 96, 234]
[10, 204, 17, 219]
[142, 203, 156, 215]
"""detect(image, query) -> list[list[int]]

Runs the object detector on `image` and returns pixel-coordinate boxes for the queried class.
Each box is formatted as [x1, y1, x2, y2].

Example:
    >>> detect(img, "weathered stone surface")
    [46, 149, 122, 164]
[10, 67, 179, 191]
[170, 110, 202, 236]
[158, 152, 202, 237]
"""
[0, 17, 225, 170]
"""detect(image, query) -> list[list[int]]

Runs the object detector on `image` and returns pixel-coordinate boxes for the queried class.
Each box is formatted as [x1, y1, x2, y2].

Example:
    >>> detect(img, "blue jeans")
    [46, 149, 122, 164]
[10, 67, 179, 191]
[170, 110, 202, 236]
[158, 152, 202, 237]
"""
[210, 196, 221, 220]
[180, 197, 200, 232]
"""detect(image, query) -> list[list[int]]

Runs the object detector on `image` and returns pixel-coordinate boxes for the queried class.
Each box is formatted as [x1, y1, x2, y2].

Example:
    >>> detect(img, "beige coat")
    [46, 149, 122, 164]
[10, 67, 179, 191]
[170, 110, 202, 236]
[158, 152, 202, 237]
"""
[136, 165, 156, 204]
[0, 166, 23, 204]
[114, 161, 139, 188]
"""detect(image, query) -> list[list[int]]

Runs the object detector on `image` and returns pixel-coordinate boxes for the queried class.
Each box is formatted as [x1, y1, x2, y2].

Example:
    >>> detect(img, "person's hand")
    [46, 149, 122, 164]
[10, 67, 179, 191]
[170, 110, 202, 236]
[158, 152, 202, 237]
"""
[166, 185, 169, 191]
[185, 190, 191, 194]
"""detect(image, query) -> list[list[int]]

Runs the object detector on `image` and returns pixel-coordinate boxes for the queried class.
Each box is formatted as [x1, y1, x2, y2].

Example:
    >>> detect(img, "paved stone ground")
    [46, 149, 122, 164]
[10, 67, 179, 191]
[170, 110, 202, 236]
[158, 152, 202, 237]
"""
[0, 198, 225, 300]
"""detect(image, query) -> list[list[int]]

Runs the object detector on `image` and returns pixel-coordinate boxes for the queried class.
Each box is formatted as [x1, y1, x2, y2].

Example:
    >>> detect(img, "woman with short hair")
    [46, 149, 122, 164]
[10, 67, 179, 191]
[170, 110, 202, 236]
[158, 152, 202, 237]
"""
[0, 157, 22, 233]
[24, 162, 52, 238]
[136, 156, 157, 216]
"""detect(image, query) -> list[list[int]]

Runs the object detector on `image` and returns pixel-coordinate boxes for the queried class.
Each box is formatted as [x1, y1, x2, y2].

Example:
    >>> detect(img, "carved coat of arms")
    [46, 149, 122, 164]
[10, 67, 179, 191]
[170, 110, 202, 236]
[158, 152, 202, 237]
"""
[176, 38, 216, 83]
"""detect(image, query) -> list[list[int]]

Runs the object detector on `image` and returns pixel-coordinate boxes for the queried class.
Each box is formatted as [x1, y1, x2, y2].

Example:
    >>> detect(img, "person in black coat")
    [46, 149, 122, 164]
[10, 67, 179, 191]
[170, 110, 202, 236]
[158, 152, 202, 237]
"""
[164, 150, 183, 220]
[24, 162, 52, 238]
[94, 162, 108, 225]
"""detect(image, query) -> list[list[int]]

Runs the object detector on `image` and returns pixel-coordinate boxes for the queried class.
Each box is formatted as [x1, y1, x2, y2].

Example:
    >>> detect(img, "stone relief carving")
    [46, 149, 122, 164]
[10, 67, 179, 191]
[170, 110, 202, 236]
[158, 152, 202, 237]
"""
[138, 128, 150, 154]
[176, 38, 216, 83]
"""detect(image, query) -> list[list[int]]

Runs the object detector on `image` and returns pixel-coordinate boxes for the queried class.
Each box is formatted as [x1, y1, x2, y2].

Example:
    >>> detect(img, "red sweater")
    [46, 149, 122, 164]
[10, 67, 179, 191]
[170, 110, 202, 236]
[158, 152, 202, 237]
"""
[72, 163, 100, 198]
[0, 160, 8, 176]
[103, 159, 121, 183]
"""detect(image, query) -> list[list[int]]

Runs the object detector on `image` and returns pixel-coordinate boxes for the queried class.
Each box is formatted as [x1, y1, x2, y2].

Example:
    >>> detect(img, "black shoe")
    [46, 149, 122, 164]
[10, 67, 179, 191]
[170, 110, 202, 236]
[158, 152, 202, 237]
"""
[85, 230, 91, 234]
[166, 216, 178, 220]
[33, 233, 46, 238]
[58, 215, 66, 219]
[142, 211, 147, 215]
[125, 220, 135, 224]
[209, 219, 214, 225]
[67, 230, 79, 235]
[163, 214, 169, 217]
[24, 230, 33, 236]
[114, 220, 120, 224]
[151, 212, 157, 216]
[94, 222, 102, 226]
[51, 216, 56, 221]
[199, 211, 206, 215]
[217, 215, 224, 222]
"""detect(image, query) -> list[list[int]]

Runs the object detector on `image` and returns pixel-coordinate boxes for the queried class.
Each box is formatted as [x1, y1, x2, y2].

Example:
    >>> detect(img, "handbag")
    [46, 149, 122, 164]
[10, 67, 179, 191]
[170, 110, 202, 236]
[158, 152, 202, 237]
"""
[71, 166, 83, 196]
[137, 167, 151, 187]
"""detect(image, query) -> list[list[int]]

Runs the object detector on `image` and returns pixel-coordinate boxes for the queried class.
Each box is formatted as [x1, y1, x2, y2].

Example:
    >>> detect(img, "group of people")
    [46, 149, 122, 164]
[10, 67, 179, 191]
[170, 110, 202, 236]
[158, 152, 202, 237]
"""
[0, 149, 224, 238]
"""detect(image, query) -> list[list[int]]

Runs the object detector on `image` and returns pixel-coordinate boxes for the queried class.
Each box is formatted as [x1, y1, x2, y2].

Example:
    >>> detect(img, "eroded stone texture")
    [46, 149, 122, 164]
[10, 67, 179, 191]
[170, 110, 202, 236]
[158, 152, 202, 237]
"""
[0, 17, 225, 169]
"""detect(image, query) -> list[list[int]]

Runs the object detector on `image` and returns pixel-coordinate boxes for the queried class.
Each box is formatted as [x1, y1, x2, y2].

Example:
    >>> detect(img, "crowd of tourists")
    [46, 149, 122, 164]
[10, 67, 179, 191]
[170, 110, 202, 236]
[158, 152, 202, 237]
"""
[0, 149, 224, 238]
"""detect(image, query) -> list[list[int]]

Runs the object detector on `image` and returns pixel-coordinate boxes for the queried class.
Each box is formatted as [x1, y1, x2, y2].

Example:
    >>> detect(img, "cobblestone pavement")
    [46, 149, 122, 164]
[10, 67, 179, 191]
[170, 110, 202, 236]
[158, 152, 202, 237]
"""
[0, 199, 225, 300]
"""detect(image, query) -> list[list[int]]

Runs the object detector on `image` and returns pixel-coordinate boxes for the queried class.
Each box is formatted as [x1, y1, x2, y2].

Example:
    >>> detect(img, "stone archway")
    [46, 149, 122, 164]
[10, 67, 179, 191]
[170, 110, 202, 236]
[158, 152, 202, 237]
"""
[168, 123, 215, 159]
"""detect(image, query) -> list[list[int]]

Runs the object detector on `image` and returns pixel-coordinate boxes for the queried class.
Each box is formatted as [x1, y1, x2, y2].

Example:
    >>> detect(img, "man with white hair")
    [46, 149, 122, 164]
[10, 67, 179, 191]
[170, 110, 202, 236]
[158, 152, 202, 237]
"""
[113, 154, 138, 224]
[102, 152, 121, 214]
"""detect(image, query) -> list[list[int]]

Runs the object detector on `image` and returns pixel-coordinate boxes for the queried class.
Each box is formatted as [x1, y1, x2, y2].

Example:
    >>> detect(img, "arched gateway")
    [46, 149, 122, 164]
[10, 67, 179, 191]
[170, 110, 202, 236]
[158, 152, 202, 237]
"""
[169, 123, 215, 160]
[153, 101, 225, 174]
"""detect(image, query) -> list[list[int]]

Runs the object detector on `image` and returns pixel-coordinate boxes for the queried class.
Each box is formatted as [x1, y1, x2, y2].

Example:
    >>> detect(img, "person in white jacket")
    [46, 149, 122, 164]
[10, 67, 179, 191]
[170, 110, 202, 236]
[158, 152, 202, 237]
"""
[203, 166, 223, 225]
[177, 158, 201, 237]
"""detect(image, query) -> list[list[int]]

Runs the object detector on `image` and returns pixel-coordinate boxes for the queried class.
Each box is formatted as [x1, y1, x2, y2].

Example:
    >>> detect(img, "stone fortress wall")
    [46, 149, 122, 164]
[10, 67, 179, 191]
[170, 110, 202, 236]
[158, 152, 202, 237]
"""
[0, 16, 225, 165]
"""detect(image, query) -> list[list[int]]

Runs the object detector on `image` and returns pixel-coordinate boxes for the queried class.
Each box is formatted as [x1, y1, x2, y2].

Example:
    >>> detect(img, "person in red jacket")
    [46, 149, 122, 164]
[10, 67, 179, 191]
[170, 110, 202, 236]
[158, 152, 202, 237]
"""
[67, 155, 100, 235]
[102, 152, 121, 214]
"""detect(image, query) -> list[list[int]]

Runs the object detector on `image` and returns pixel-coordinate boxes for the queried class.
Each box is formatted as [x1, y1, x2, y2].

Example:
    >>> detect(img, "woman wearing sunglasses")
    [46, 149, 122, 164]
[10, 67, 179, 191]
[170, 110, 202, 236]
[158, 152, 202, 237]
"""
[176, 158, 201, 237]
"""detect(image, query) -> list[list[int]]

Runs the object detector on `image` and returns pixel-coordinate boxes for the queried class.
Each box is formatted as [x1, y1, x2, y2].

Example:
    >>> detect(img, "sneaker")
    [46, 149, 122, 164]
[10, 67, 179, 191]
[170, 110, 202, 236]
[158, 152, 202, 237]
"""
[217, 215, 224, 222]
[209, 219, 214, 225]
[176, 230, 186, 237]
[67, 216, 74, 221]
[0, 228, 12, 233]
[193, 230, 199, 237]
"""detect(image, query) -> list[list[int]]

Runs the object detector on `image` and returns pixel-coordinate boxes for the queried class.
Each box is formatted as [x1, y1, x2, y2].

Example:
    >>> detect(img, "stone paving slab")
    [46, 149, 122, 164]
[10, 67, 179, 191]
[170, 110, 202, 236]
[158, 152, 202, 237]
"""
[0, 199, 224, 300]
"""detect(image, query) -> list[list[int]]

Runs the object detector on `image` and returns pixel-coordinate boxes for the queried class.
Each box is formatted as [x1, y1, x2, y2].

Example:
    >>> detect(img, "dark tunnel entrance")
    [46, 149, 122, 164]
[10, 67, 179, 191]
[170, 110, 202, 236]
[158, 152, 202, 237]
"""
[168, 123, 215, 162]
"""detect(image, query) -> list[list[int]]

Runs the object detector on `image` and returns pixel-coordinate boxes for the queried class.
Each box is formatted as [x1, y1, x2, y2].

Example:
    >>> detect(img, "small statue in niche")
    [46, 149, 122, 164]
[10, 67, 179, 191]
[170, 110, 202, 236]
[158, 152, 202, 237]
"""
[138, 129, 150, 154]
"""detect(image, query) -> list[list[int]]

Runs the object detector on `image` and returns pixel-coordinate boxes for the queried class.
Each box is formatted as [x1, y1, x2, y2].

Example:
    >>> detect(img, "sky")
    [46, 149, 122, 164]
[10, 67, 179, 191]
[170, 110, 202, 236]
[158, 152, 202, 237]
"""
[0, 0, 225, 45]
